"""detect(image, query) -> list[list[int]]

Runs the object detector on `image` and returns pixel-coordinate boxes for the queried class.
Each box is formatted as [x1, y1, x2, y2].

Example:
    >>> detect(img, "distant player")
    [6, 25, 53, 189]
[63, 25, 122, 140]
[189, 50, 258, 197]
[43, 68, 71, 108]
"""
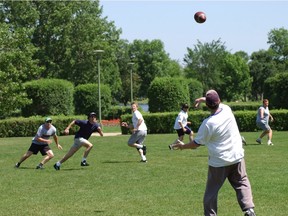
[169, 103, 193, 150]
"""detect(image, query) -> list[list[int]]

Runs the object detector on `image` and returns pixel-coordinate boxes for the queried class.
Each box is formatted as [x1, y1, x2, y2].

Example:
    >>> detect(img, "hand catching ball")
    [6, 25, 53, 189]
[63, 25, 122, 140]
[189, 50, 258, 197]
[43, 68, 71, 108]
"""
[194, 11, 206, 24]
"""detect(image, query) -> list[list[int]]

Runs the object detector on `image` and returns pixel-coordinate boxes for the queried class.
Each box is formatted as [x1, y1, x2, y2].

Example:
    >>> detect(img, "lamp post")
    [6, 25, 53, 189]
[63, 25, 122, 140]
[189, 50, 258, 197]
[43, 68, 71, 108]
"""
[94, 50, 104, 126]
[128, 62, 135, 103]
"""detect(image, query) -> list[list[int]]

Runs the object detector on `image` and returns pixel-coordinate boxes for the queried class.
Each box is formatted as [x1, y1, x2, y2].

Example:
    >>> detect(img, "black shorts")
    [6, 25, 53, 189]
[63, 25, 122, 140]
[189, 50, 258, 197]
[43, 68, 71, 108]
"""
[28, 143, 51, 156]
[176, 126, 193, 137]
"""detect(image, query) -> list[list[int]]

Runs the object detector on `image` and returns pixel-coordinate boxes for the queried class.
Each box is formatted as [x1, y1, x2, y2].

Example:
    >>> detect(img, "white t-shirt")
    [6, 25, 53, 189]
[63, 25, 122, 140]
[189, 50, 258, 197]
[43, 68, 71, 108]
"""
[194, 103, 244, 167]
[132, 110, 147, 131]
[174, 110, 188, 130]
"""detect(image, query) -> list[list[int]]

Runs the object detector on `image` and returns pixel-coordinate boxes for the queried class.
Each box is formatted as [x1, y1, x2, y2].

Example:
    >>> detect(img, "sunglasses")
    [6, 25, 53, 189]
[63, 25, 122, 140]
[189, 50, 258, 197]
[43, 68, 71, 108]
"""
[46, 121, 52, 123]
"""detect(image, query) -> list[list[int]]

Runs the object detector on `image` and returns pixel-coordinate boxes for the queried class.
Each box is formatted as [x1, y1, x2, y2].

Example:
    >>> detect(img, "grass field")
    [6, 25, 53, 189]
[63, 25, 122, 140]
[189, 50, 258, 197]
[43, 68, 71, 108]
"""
[0, 130, 287, 216]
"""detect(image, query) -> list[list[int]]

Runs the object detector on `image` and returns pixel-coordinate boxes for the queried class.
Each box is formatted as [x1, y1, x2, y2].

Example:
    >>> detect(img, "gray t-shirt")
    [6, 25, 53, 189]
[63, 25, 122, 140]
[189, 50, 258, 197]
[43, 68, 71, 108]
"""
[32, 124, 56, 145]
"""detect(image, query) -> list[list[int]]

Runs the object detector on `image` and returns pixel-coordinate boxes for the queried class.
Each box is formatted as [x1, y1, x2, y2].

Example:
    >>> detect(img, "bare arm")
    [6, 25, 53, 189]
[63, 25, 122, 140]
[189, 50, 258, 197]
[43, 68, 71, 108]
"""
[64, 120, 76, 135]
[194, 97, 206, 108]
[53, 134, 63, 150]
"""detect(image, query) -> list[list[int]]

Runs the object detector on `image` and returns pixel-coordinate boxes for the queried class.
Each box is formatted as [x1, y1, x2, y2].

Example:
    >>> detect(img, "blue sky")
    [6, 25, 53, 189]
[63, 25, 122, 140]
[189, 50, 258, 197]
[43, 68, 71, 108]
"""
[100, 1, 288, 64]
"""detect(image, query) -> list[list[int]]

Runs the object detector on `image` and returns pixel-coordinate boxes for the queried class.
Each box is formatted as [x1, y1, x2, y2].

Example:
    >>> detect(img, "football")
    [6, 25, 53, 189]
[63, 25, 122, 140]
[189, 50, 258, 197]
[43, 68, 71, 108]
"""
[194, 11, 206, 24]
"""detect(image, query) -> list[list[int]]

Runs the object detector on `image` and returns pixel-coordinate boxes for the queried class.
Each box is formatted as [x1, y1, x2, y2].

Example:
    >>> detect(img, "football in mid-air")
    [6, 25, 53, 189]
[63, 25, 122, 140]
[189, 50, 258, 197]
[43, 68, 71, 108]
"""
[194, 11, 206, 24]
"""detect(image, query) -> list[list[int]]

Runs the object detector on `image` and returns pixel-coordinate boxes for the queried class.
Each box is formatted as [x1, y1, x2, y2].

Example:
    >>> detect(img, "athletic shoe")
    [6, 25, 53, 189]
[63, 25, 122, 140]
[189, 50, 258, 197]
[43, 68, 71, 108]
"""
[15, 163, 20, 168]
[53, 163, 60, 170]
[244, 208, 256, 216]
[142, 145, 147, 155]
[36, 164, 44, 169]
[81, 161, 89, 166]
[256, 138, 262, 144]
[267, 141, 274, 146]
[241, 136, 247, 145]
[140, 159, 147, 163]
[168, 144, 173, 150]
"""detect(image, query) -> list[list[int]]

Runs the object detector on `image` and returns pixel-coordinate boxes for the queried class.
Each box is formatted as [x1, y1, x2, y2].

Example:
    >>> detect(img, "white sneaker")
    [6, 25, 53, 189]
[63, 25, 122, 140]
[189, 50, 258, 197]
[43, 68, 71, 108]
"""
[267, 141, 274, 146]
[241, 136, 247, 145]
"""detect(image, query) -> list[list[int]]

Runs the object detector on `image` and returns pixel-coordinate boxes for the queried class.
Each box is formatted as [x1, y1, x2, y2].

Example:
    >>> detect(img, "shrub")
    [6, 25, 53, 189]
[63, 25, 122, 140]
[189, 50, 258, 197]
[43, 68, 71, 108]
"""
[74, 83, 112, 117]
[22, 79, 74, 117]
[147, 77, 190, 113]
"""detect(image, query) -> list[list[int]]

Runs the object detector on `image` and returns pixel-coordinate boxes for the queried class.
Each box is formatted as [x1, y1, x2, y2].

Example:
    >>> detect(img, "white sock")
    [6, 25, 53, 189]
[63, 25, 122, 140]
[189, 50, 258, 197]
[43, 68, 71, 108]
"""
[135, 144, 143, 149]
[82, 157, 87, 162]
[56, 161, 61, 166]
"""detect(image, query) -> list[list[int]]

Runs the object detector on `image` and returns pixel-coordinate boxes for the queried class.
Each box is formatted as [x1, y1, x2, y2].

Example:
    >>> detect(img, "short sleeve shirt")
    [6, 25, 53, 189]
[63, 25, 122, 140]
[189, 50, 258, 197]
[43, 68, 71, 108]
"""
[132, 110, 147, 131]
[174, 110, 188, 129]
[32, 124, 57, 145]
[74, 120, 100, 140]
[194, 104, 244, 167]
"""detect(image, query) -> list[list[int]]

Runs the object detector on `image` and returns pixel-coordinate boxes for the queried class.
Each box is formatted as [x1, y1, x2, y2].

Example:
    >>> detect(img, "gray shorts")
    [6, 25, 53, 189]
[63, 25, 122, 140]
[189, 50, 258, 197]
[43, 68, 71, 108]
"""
[256, 120, 271, 131]
[128, 130, 147, 145]
[72, 137, 90, 148]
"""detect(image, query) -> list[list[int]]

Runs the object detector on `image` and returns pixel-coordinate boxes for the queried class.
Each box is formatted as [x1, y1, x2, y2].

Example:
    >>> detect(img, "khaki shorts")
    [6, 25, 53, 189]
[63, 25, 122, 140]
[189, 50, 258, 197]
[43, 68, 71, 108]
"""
[72, 138, 90, 148]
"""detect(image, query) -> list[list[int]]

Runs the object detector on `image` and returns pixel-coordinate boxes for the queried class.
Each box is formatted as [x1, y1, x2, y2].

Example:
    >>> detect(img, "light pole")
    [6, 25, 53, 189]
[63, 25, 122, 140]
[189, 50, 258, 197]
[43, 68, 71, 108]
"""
[94, 50, 104, 126]
[128, 62, 134, 103]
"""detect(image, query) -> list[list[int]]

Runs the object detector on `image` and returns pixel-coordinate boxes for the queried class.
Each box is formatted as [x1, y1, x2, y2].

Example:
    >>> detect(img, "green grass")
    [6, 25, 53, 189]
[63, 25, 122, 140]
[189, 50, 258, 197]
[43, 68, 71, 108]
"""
[0, 131, 287, 215]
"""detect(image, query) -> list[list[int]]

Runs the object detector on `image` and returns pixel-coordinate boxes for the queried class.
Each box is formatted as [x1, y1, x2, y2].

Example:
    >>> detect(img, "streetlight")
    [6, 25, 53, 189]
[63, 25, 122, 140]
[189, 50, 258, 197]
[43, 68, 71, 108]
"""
[128, 62, 135, 103]
[94, 49, 104, 126]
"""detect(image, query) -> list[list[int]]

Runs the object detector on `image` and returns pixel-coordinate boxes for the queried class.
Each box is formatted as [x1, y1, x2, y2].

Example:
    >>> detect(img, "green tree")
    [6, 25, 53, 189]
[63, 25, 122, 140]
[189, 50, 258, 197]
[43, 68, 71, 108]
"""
[267, 27, 288, 70]
[184, 39, 228, 91]
[1, 1, 122, 100]
[249, 49, 277, 100]
[219, 53, 252, 101]
[264, 72, 288, 109]
[0, 23, 42, 118]
[129, 39, 182, 98]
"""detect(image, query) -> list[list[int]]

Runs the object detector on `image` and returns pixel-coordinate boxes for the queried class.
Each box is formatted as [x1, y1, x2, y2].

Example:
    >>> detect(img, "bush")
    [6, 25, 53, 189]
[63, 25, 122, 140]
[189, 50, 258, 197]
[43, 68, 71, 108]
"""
[147, 77, 190, 113]
[74, 83, 112, 117]
[22, 79, 74, 117]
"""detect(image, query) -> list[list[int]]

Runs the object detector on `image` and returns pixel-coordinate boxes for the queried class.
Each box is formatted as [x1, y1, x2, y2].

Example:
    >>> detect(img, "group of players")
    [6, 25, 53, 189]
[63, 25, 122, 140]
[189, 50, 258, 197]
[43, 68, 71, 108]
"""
[15, 90, 274, 216]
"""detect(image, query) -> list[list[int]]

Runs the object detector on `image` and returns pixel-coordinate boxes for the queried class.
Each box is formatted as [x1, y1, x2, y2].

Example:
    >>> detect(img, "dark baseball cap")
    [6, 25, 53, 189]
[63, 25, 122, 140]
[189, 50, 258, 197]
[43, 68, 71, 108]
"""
[88, 112, 97, 117]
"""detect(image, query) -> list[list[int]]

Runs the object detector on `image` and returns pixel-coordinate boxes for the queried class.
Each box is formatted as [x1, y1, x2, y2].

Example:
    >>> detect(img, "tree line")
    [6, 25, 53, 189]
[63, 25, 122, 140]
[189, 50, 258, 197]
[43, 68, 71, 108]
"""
[0, 1, 288, 119]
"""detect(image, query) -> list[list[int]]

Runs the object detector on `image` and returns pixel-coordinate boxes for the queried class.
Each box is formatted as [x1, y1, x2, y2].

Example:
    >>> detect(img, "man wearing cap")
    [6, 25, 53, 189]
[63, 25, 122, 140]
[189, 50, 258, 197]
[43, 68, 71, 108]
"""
[15, 117, 62, 169]
[174, 90, 256, 216]
[54, 112, 103, 170]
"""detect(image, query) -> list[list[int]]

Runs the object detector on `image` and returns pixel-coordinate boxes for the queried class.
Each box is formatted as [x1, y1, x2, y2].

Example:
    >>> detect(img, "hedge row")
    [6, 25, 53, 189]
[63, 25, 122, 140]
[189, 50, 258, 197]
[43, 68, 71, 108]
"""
[120, 109, 288, 134]
[1, 109, 287, 137]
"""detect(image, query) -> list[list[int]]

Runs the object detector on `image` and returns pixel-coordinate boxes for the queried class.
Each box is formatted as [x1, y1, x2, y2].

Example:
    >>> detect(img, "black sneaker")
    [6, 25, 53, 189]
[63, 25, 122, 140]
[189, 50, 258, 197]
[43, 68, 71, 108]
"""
[142, 145, 147, 155]
[15, 163, 20, 168]
[54, 163, 60, 170]
[244, 208, 256, 216]
[81, 161, 89, 166]
[168, 144, 173, 150]
[36, 164, 44, 169]
[140, 159, 147, 163]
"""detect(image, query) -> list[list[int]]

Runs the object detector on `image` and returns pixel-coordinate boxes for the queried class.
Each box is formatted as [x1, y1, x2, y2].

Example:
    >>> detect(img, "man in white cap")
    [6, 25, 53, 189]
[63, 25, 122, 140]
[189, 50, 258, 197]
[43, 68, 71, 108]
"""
[174, 90, 256, 216]
[54, 112, 103, 170]
[15, 117, 62, 169]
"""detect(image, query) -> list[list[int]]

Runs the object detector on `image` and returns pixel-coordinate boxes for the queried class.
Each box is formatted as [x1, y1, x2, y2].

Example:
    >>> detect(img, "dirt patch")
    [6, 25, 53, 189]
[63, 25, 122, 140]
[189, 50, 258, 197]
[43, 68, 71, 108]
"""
[92, 132, 122, 136]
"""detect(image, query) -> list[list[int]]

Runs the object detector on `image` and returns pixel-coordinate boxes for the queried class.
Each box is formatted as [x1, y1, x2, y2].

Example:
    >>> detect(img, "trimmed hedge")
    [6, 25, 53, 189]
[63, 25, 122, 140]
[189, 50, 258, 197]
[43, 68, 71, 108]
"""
[120, 109, 288, 134]
[1, 109, 287, 137]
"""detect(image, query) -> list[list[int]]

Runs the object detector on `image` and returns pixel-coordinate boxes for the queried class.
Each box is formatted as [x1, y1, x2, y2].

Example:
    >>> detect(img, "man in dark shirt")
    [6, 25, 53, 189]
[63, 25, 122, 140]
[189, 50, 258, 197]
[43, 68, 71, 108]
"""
[54, 112, 103, 170]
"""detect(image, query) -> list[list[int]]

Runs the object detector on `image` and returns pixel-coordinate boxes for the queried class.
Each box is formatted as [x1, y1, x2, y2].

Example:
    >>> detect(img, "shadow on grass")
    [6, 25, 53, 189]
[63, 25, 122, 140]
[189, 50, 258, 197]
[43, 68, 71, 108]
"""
[102, 160, 135, 164]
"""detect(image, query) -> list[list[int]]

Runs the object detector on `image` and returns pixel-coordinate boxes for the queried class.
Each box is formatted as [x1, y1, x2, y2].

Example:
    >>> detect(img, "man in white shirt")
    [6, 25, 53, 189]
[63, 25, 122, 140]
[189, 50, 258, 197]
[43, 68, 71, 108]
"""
[174, 90, 256, 216]
[121, 102, 148, 162]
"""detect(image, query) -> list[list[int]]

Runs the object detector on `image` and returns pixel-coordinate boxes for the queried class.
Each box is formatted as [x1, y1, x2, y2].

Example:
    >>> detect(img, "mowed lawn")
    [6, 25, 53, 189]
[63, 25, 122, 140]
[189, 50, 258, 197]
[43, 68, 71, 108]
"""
[0, 131, 287, 216]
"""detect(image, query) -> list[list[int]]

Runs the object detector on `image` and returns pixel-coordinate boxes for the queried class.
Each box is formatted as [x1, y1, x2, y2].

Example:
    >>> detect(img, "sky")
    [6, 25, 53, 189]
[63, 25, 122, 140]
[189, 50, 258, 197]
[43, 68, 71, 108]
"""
[100, 0, 288, 64]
